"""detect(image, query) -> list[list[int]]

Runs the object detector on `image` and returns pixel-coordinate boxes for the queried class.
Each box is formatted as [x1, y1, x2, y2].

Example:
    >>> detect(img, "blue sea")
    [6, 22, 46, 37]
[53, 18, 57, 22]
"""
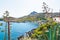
[0, 21, 38, 40]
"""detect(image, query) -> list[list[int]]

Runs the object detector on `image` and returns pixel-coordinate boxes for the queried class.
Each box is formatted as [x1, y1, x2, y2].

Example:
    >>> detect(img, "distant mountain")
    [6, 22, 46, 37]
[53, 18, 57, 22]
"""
[1, 11, 60, 22]
[17, 12, 60, 22]
[29, 11, 38, 16]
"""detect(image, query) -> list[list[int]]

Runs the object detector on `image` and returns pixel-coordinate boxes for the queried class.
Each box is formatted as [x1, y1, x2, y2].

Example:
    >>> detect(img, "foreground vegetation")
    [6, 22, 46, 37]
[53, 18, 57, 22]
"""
[18, 18, 60, 40]
[31, 18, 60, 40]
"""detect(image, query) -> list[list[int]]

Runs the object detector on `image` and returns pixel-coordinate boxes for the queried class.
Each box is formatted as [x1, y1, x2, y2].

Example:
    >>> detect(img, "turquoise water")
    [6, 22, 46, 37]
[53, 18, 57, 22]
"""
[0, 21, 38, 40]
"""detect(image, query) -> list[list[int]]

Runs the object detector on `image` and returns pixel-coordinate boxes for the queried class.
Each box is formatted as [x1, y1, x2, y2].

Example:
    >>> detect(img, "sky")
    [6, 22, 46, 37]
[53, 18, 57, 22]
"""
[0, 0, 60, 18]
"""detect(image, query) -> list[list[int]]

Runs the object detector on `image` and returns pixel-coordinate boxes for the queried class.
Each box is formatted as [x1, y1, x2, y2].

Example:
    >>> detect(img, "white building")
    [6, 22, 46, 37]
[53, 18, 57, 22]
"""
[53, 17, 60, 23]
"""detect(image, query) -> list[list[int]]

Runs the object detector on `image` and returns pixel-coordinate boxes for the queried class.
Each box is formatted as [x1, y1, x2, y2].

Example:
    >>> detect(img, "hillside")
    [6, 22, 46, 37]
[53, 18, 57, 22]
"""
[17, 12, 60, 22]
[1, 11, 60, 22]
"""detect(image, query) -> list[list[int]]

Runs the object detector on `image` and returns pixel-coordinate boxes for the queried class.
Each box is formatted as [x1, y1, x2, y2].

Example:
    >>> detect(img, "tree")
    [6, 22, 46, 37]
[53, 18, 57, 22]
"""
[3, 11, 10, 40]
[3, 11, 9, 17]
[42, 2, 52, 18]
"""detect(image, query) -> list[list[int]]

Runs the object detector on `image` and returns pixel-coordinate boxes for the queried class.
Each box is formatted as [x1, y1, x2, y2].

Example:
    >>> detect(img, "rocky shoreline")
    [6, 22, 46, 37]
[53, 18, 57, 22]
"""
[18, 29, 36, 40]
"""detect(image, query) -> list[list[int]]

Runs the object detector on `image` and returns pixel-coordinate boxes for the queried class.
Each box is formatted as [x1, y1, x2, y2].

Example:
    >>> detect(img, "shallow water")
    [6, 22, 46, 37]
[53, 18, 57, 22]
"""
[0, 21, 38, 40]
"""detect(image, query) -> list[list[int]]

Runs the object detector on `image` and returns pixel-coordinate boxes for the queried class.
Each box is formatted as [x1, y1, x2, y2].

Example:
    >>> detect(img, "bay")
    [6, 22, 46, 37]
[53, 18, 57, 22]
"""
[0, 21, 38, 40]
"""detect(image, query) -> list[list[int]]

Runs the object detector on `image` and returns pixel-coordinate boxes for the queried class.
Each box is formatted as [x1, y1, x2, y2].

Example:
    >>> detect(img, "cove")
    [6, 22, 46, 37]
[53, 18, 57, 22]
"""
[0, 21, 38, 40]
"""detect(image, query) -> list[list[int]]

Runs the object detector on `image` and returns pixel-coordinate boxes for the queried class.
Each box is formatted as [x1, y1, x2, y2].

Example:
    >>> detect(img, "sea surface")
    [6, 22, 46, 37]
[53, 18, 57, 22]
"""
[0, 21, 38, 40]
